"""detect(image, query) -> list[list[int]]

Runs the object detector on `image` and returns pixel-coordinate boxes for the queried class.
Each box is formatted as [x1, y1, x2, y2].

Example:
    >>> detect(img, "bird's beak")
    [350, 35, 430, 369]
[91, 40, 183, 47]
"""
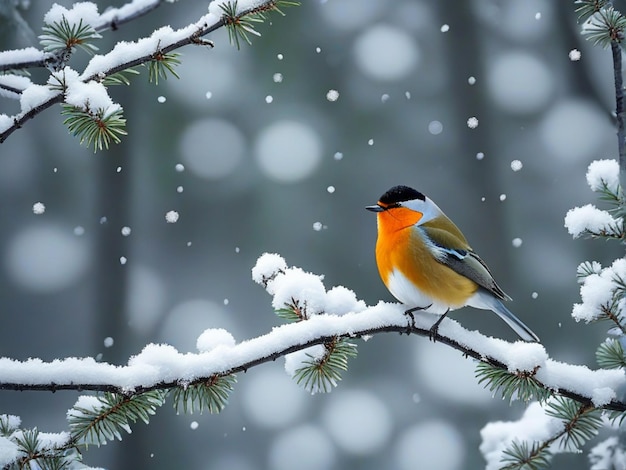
[365, 204, 384, 212]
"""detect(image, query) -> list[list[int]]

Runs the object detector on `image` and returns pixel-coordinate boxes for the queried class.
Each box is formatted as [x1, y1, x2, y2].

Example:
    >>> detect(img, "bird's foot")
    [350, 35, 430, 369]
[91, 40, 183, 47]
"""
[403, 304, 432, 335]
[428, 309, 450, 342]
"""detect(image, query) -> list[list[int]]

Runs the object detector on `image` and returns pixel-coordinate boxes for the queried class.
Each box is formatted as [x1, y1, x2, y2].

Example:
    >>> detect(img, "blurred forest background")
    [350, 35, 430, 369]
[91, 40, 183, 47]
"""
[0, 0, 623, 469]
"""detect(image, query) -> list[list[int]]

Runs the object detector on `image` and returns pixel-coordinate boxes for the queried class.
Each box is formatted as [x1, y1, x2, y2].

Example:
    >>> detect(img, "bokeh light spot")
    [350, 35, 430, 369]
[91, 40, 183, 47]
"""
[321, 389, 392, 455]
[255, 120, 322, 183]
[353, 25, 419, 81]
[241, 366, 308, 429]
[5, 225, 89, 293]
[179, 118, 246, 180]
[487, 52, 553, 114]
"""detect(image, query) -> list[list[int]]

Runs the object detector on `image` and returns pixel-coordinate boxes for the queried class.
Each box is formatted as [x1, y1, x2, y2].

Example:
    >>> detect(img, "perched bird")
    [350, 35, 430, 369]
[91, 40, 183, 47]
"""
[366, 185, 539, 342]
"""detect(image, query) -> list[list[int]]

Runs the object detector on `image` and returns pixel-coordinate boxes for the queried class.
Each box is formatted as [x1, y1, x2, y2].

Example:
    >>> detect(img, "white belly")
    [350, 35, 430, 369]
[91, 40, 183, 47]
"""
[386, 268, 454, 315]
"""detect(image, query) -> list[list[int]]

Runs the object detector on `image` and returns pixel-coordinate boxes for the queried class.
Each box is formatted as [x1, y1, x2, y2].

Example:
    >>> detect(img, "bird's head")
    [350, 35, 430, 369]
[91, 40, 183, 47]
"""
[366, 185, 438, 230]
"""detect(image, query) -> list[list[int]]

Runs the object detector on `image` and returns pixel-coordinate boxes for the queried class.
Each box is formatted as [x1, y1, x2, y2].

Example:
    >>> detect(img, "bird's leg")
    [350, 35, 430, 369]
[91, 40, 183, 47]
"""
[404, 304, 432, 335]
[428, 309, 450, 342]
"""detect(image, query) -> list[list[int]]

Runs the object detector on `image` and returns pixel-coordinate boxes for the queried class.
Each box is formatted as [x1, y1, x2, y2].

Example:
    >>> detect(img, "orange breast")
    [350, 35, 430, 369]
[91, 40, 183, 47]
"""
[375, 210, 477, 307]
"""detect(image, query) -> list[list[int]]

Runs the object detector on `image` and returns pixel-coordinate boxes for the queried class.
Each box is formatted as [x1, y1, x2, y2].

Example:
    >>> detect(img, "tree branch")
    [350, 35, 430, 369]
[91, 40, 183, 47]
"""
[0, 302, 624, 413]
[0, 0, 280, 143]
[0, 0, 168, 73]
[611, 40, 626, 192]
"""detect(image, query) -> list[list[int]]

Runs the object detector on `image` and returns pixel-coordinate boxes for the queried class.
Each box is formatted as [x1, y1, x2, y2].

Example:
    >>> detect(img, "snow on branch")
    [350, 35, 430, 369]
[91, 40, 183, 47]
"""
[0, 0, 297, 149]
[0, 254, 624, 415]
[565, 158, 625, 239]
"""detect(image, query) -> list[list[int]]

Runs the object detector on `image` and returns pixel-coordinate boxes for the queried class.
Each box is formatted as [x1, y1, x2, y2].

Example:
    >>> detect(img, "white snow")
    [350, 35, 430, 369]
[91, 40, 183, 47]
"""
[97, 0, 164, 29]
[196, 328, 236, 352]
[207, 0, 269, 16]
[270, 268, 327, 318]
[251, 252, 287, 287]
[572, 258, 626, 323]
[589, 437, 626, 470]
[0, 436, 19, 468]
[467, 117, 479, 128]
[510, 160, 523, 171]
[0, 47, 45, 67]
[44, 2, 101, 28]
[165, 211, 179, 223]
[324, 286, 366, 316]
[564, 204, 622, 238]
[480, 401, 564, 469]
[32, 202, 45, 215]
[0, 74, 32, 99]
[586, 159, 619, 194]
[504, 342, 547, 373]
[0, 114, 12, 134]
[326, 89, 339, 101]
[0, 256, 623, 412]
[19, 84, 59, 114]
[569, 49, 581, 61]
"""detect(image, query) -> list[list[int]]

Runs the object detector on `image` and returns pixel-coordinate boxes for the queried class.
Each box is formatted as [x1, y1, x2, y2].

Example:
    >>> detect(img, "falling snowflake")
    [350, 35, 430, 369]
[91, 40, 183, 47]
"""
[569, 49, 581, 61]
[32, 202, 45, 215]
[166, 211, 179, 223]
[326, 89, 339, 102]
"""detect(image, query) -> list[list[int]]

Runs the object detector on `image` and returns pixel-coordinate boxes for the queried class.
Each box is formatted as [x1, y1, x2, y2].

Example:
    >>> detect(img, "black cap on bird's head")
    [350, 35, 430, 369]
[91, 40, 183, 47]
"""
[366, 185, 425, 212]
[379, 185, 425, 205]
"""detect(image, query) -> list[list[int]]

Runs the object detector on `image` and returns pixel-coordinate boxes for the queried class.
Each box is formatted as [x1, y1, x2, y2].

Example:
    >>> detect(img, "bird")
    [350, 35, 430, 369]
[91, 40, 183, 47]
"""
[366, 185, 539, 342]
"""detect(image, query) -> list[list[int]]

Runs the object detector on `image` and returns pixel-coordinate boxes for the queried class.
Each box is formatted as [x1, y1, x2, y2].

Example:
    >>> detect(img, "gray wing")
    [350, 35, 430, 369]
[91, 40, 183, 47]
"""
[432, 245, 511, 301]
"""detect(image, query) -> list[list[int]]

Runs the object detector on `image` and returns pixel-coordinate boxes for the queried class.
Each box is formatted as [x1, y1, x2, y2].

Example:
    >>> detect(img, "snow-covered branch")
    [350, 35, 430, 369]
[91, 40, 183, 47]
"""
[0, 0, 295, 148]
[0, 0, 166, 73]
[0, 255, 624, 416]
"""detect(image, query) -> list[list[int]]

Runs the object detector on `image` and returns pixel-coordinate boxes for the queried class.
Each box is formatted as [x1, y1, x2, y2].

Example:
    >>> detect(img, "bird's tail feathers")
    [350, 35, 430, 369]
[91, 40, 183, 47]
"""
[491, 299, 540, 342]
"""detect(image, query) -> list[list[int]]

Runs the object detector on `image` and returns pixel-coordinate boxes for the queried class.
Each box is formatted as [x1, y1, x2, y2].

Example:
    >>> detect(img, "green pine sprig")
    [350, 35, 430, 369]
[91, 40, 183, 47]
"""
[292, 338, 357, 394]
[500, 440, 552, 470]
[147, 50, 181, 84]
[103, 67, 140, 86]
[68, 391, 167, 447]
[13, 427, 78, 470]
[275, 298, 309, 322]
[580, 5, 626, 48]
[545, 397, 602, 450]
[608, 408, 626, 425]
[0, 414, 20, 435]
[576, 260, 603, 280]
[596, 338, 626, 369]
[40, 17, 101, 54]
[476, 362, 551, 403]
[172, 375, 236, 414]
[61, 104, 127, 152]
[220, 0, 300, 49]
[575, 0, 610, 21]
